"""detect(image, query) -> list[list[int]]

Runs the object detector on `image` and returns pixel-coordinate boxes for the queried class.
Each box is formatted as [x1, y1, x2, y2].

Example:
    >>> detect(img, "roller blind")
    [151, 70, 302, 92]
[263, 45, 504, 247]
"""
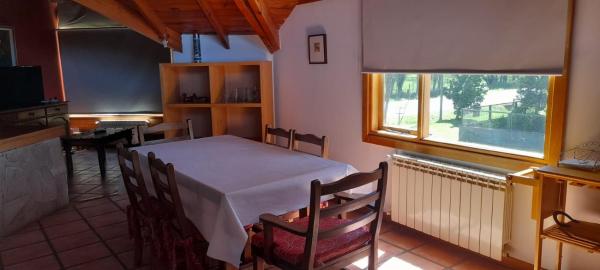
[59, 29, 170, 113]
[362, 0, 569, 74]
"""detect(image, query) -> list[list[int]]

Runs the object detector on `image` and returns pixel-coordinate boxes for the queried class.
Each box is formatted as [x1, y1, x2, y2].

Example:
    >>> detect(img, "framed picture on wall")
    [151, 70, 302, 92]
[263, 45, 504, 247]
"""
[308, 34, 327, 64]
[0, 27, 16, 67]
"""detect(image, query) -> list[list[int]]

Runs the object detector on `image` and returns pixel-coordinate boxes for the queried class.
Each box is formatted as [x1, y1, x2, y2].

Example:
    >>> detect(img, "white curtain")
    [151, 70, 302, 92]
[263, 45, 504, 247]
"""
[362, 0, 569, 74]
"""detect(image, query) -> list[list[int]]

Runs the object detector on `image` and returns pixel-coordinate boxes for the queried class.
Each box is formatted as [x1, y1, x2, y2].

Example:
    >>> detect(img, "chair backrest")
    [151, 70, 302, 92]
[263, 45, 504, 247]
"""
[292, 132, 329, 158]
[147, 152, 193, 237]
[116, 144, 151, 213]
[139, 119, 194, 145]
[264, 124, 293, 150]
[302, 162, 388, 268]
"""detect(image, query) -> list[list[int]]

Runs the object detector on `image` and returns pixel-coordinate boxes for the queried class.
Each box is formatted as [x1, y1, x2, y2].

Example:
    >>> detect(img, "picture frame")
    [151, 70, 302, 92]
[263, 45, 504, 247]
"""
[0, 27, 16, 67]
[308, 34, 327, 64]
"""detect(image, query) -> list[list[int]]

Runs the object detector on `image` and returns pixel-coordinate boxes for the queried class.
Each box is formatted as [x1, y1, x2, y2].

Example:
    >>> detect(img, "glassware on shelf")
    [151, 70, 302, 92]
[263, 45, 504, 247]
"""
[223, 86, 260, 103]
[251, 86, 260, 102]
[224, 88, 232, 103]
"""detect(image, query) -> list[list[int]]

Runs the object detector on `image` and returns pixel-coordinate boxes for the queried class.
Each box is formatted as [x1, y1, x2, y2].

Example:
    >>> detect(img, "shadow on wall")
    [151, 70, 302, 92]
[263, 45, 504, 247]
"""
[307, 25, 326, 36]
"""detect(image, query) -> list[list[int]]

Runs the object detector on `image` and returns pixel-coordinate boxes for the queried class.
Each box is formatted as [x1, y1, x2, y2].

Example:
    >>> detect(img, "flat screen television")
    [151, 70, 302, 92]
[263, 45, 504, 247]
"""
[0, 66, 45, 111]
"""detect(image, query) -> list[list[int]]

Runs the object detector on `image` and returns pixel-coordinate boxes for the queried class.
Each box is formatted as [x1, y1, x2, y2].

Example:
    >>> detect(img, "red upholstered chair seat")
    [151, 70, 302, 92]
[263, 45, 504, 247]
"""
[252, 217, 371, 266]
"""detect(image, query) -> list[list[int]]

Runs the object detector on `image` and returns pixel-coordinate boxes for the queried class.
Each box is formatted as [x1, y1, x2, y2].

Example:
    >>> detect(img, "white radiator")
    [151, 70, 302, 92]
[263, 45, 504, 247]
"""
[390, 154, 512, 261]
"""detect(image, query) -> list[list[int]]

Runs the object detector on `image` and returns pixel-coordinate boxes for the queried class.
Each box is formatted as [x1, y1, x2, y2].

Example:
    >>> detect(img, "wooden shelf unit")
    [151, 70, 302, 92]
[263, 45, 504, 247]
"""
[160, 61, 273, 140]
[530, 166, 600, 270]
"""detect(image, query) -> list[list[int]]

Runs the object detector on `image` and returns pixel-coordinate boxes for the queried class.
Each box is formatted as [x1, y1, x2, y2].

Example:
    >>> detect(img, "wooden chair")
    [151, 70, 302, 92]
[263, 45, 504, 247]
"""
[251, 162, 388, 270]
[139, 119, 194, 145]
[264, 124, 294, 150]
[148, 152, 217, 270]
[116, 144, 160, 267]
[292, 132, 329, 159]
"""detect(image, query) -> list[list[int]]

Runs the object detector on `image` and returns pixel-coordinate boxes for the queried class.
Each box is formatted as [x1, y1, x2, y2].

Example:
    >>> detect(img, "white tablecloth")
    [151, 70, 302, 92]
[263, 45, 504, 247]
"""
[133, 135, 357, 266]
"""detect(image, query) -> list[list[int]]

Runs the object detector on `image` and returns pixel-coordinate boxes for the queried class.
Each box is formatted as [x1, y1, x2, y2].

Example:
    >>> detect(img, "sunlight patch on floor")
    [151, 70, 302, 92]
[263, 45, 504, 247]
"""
[378, 257, 422, 270]
[350, 250, 385, 269]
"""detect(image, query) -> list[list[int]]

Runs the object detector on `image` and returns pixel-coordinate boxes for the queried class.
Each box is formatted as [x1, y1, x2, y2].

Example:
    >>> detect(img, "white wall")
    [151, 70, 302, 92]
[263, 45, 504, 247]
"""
[274, 0, 600, 269]
[172, 34, 271, 63]
[274, 0, 392, 173]
[561, 0, 600, 268]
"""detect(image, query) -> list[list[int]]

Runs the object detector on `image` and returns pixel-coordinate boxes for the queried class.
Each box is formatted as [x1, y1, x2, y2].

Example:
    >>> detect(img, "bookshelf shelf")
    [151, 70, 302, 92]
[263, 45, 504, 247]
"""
[160, 61, 273, 141]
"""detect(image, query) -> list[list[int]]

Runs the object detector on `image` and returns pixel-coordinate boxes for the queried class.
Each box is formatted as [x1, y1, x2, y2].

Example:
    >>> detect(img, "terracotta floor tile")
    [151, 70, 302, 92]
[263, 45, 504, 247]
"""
[452, 256, 512, 270]
[13, 222, 41, 234]
[44, 220, 90, 239]
[4, 255, 61, 270]
[380, 229, 426, 250]
[86, 185, 114, 195]
[78, 176, 104, 185]
[75, 198, 114, 209]
[115, 199, 130, 210]
[69, 184, 99, 194]
[87, 211, 128, 228]
[110, 194, 130, 202]
[379, 252, 444, 270]
[380, 220, 396, 234]
[106, 235, 135, 254]
[0, 230, 46, 251]
[412, 241, 470, 267]
[96, 221, 130, 241]
[502, 256, 534, 270]
[66, 256, 124, 270]
[118, 249, 152, 269]
[0, 241, 53, 266]
[50, 230, 100, 252]
[40, 211, 82, 227]
[79, 202, 120, 218]
[58, 242, 112, 268]
[70, 173, 97, 183]
[72, 193, 106, 202]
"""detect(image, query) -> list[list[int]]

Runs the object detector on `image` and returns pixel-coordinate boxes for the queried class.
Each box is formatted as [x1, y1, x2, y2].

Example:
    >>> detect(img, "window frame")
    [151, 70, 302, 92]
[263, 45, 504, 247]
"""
[363, 73, 569, 170]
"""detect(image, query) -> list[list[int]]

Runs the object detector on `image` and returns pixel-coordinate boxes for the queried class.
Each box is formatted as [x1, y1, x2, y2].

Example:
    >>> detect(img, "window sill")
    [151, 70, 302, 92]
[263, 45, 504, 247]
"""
[365, 130, 547, 171]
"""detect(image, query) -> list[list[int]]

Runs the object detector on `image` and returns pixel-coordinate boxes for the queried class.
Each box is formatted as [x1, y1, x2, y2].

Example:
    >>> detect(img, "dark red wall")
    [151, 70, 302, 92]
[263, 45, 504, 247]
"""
[0, 0, 65, 100]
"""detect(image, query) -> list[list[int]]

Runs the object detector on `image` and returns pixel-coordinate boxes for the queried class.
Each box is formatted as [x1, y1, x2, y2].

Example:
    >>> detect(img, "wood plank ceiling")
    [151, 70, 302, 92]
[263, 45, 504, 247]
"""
[72, 0, 319, 53]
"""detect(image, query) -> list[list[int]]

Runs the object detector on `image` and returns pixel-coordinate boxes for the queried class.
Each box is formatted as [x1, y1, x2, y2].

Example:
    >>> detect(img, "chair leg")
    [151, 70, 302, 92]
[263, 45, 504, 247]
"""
[253, 256, 265, 270]
[368, 244, 378, 270]
[133, 220, 144, 266]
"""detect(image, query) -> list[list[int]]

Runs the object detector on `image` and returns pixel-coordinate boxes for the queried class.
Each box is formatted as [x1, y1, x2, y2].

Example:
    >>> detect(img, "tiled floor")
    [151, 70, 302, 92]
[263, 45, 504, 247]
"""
[0, 149, 529, 270]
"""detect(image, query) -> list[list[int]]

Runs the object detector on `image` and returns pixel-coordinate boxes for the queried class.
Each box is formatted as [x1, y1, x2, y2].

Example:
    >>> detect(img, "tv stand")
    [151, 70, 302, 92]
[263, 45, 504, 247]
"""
[0, 102, 69, 132]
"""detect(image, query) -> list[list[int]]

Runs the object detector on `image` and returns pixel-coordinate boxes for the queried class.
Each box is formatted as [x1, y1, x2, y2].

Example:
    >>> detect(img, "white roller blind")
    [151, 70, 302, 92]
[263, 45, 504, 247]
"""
[362, 0, 569, 74]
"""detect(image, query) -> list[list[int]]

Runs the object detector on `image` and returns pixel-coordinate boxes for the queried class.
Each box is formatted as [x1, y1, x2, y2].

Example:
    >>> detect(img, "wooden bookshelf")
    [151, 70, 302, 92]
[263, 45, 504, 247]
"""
[160, 61, 273, 141]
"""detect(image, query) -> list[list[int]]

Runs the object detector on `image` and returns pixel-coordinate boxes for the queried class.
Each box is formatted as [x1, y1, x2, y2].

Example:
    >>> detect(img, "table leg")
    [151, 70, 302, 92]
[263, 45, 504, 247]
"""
[63, 141, 74, 179]
[533, 177, 544, 270]
[96, 144, 107, 178]
[556, 242, 563, 270]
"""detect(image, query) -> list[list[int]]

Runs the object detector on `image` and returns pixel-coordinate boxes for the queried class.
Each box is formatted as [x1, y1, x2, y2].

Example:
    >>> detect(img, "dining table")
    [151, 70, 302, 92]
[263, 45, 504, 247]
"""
[132, 135, 357, 267]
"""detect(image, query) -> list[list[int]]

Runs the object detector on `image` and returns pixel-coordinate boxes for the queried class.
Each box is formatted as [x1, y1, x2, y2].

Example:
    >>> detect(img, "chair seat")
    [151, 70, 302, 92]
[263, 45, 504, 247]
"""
[133, 197, 166, 219]
[252, 217, 371, 267]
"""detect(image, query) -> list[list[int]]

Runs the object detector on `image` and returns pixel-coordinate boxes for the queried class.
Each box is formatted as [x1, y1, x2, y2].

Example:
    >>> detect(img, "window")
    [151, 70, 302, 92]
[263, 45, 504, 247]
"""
[365, 73, 566, 166]
[383, 74, 419, 133]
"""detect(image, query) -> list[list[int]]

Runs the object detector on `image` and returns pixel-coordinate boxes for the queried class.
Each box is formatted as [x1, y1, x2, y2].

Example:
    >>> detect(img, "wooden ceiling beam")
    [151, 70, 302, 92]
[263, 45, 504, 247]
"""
[247, 0, 280, 51]
[73, 0, 182, 52]
[193, 0, 230, 49]
[131, 0, 182, 52]
[233, 0, 278, 53]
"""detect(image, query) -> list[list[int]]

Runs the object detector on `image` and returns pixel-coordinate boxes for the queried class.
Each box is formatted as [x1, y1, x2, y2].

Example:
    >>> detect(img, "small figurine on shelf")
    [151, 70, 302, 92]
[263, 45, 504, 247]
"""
[181, 93, 209, 103]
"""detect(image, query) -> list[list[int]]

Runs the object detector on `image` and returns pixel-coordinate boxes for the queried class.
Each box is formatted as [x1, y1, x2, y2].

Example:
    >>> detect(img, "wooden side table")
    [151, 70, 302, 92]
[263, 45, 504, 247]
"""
[532, 166, 600, 270]
[61, 128, 133, 178]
